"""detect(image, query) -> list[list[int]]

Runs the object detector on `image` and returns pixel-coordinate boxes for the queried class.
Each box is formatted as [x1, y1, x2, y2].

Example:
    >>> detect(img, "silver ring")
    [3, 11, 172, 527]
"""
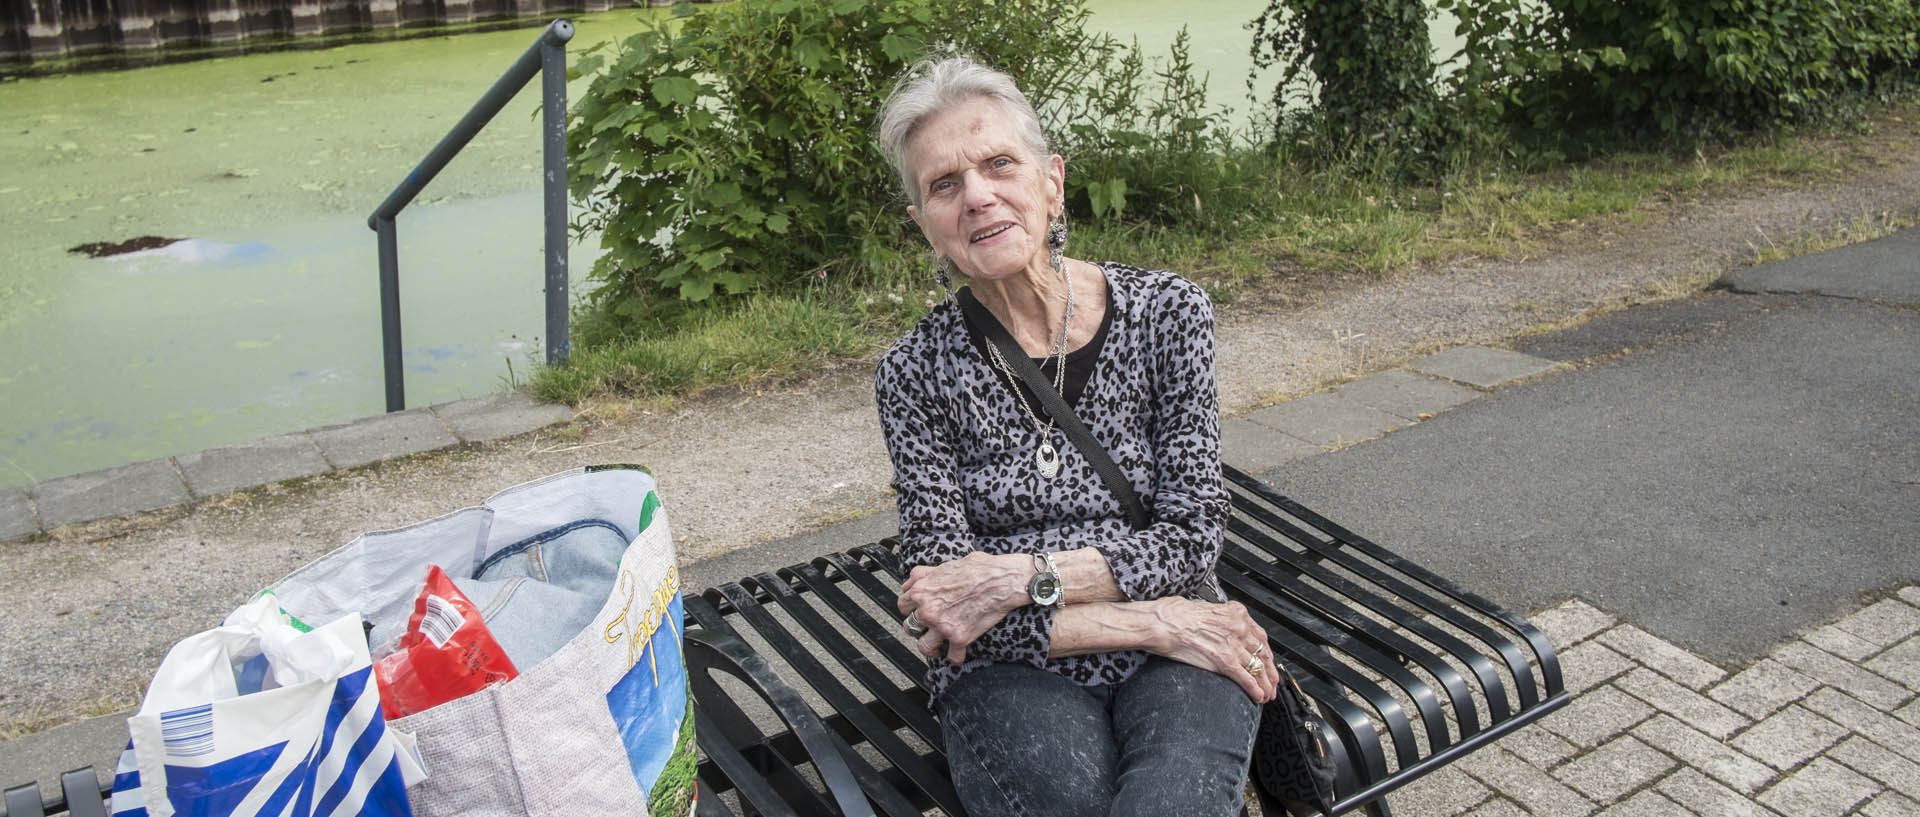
[904, 611, 928, 638]
[1245, 656, 1265, 676]
[1252, 643, 1268, 658]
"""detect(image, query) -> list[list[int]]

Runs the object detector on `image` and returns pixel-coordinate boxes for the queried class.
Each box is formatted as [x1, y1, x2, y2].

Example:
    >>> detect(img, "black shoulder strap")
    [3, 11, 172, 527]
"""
[957, 288, 1150, 531]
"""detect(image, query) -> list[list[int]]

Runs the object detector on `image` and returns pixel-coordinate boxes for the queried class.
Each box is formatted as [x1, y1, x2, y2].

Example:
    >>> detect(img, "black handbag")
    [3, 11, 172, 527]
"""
[959, 289, 1339, 815]
[1254, 671, 1339, 815]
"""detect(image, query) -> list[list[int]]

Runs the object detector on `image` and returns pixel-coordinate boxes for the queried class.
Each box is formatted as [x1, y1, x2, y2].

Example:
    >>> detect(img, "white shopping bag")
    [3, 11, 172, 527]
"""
[116, 597, 426, 817]
[265, 465, 696, 817]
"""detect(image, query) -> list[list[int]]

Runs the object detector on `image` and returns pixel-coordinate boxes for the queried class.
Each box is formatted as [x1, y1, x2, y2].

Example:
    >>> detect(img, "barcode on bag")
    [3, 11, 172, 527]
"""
[160, 704, 215, 757]
[419, 594, 465, 648]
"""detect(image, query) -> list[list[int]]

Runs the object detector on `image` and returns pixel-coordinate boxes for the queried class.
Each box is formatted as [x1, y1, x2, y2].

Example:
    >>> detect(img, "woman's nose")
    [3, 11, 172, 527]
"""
[961, 172, 995, 211]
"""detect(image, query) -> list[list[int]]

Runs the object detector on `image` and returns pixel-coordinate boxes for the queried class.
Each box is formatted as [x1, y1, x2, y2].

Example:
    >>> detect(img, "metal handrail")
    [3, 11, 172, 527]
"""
[367, 18, 574, 413]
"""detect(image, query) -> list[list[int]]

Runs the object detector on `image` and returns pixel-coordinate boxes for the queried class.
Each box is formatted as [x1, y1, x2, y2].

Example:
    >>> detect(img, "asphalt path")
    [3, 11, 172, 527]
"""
[1263, 230, 1919, 666]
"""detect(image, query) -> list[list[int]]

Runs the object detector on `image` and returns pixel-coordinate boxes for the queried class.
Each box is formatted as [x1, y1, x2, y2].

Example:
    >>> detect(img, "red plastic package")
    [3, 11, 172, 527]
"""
[374, 564, 519, 719]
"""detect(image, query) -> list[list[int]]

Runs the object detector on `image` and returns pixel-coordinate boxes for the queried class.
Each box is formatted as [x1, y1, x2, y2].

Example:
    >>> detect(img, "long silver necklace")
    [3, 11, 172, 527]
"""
[985, 262, 1076, 479]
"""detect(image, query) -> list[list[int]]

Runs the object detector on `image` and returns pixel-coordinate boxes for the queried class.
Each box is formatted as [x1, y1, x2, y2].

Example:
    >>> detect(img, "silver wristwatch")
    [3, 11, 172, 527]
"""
[1028, 552, 1064, 609]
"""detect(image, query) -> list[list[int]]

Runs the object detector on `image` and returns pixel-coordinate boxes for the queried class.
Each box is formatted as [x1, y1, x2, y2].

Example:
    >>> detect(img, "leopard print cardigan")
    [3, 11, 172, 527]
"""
[874, 262, 1229, 701]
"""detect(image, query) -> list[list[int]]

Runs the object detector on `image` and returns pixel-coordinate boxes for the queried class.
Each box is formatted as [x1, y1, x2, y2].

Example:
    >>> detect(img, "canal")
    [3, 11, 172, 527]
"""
[0, 1, 1453, 489]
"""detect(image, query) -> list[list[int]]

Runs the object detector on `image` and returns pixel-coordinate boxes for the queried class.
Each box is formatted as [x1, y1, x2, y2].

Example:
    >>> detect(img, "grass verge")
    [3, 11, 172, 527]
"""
[530, 97, 1918, 407]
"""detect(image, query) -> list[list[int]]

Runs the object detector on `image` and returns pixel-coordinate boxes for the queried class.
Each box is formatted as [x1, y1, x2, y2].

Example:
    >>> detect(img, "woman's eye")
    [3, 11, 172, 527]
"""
[990, 157, 1013, 170]
[931, 179, 955, 194]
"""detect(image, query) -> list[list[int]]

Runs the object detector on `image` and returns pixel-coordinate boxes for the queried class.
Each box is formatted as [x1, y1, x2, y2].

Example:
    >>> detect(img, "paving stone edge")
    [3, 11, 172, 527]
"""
[4, 391, 573, 540]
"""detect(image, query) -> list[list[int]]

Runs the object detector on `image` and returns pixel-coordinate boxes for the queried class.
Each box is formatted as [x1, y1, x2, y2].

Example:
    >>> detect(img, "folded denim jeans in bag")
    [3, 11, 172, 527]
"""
[265, 465, 697, 817]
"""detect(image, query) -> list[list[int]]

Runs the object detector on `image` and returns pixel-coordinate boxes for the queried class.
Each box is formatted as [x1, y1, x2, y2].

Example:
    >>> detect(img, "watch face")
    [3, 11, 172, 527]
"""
[1029, 573, 1063, 607]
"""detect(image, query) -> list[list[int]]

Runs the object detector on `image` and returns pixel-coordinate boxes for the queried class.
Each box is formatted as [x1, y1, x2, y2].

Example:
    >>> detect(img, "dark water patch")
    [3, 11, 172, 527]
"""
[69, 236, 185, 257]
[0, 18, 553, 80]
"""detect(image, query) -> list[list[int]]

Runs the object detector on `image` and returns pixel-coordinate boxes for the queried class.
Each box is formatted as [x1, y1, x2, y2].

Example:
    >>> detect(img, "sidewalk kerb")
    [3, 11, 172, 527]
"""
[1220, 417, 1322, 474]
[1, 390, 574, 540]
[175, 432, 333, 499]
[1240, 391, 1410, 448]
[1331, 368, 1482, 422]
[431, 390, 575, 443]
[1410, 345, 1566, 390]
[0, 488, 38, 541]
[28, 457, 191, 530]
[302, 408, 457, 471]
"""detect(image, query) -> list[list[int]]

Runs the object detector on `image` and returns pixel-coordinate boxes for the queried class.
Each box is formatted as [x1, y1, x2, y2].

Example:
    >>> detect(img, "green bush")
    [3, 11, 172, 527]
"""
[566, 0, 1234, 323]
[1249, 0, 1443, 161]
[1437, 0, 1920, 152]
[1062, 29, 1258, 227]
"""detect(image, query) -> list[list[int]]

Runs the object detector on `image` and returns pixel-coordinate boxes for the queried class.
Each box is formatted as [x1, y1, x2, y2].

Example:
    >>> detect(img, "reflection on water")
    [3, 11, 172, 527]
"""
[109, 238, 273, 267]
[0, 1, 1455, 490]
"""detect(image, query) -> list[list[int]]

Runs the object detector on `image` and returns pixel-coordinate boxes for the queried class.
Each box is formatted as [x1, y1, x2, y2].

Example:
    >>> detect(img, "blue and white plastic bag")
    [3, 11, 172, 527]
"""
[114, 598, 426, 817]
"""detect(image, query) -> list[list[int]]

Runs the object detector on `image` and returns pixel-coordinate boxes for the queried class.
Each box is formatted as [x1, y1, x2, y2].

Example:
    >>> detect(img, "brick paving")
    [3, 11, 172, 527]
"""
[1388, 587, 1920, 816]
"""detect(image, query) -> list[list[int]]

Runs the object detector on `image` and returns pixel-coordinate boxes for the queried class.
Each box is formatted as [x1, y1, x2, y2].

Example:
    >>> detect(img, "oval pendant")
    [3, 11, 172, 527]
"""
[1035, 442, 1061, 479]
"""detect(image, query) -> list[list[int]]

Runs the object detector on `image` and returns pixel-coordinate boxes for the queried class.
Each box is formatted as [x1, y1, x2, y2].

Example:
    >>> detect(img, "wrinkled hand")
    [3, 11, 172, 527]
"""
[897, 552, 1029, 665]
[1152, 599, 1278, 704]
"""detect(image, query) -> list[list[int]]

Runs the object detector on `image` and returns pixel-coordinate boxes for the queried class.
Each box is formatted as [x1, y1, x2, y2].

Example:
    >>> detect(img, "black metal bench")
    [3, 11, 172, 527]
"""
[680, 465, 1570, 816]
[3, 465, 1567, 817]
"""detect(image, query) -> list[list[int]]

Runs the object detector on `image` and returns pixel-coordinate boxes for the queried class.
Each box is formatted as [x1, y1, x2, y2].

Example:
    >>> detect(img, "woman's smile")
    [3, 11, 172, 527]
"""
[970, 223, 1016, 243]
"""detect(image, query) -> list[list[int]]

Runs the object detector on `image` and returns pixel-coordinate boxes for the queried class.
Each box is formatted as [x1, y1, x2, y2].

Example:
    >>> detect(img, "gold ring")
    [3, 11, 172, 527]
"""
[1246, 656, 1265, 676]
[904, 612, 928, 637]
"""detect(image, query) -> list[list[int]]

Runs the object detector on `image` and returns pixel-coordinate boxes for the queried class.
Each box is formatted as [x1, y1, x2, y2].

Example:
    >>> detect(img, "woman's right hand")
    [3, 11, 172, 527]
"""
[1149, 598, 1279, 704]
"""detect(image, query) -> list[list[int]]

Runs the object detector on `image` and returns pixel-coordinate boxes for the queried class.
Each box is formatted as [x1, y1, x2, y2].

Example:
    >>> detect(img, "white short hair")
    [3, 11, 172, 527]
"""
[876, 56, 1051, 205]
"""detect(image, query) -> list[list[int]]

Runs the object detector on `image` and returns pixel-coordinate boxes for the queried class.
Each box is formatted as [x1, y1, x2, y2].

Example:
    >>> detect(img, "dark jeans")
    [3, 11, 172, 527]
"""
[937, 657, 1258, 817]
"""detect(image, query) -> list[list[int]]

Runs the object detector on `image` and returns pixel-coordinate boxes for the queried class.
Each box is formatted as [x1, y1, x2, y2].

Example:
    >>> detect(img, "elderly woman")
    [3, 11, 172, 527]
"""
[873, 56, 1277, 817]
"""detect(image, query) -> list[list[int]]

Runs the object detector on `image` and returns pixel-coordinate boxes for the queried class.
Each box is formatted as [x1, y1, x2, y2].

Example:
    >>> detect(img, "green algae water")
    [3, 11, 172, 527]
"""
[0, 2, 1456, 490]
[0, 12, 667, 488]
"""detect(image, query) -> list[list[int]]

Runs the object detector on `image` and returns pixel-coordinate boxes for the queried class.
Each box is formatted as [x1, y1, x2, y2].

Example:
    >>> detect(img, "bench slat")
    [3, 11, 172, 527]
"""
[768, 565, 944, 747]
[1226, 470, 1564, 704]
[2, 782, 48, 817]
[1224, 524, 1493, 731]
[712, 580, 957, 815]
[795, 558, 929, 684]
[57, 771, 106, 817]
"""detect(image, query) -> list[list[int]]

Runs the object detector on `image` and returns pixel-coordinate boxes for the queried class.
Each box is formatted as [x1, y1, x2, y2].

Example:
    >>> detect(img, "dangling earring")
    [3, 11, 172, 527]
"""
[1046, 218, 1068, 273]
[933, 255, 952, 291]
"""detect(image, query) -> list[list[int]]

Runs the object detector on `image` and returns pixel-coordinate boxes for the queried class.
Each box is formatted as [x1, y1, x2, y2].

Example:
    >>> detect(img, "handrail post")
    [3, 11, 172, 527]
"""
[541, 28, 569, 366]
[367, 18, 574, 412]
[376, 216, 405, 413]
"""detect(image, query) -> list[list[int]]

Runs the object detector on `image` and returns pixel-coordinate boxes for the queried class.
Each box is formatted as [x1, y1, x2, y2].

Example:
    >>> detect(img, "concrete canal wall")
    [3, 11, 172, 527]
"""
[1, 0, 697, 64]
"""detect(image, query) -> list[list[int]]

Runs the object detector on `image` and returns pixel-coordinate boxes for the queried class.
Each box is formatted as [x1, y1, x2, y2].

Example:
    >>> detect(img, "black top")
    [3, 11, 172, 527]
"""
[962, 282, 1116, 415]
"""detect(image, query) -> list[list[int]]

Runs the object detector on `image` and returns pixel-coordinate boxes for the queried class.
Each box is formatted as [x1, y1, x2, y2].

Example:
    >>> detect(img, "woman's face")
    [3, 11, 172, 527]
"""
[904, 96, 1065, 284]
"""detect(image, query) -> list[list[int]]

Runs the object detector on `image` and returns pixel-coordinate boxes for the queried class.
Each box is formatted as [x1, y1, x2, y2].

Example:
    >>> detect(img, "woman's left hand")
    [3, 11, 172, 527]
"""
[897, 552, 1031, 665]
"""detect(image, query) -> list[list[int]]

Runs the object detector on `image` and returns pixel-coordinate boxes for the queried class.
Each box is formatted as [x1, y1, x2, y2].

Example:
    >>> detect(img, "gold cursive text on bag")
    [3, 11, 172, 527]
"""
[604, 567, 682, 685]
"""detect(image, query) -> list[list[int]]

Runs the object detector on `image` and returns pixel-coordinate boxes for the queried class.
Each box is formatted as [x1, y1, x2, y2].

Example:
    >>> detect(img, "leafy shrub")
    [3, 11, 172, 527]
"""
[1249, 0, 1443, 161]
[566, 0, 1233, 321]
[1062, 29, 1256, 227]
[1437, 0, 1920, 152]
